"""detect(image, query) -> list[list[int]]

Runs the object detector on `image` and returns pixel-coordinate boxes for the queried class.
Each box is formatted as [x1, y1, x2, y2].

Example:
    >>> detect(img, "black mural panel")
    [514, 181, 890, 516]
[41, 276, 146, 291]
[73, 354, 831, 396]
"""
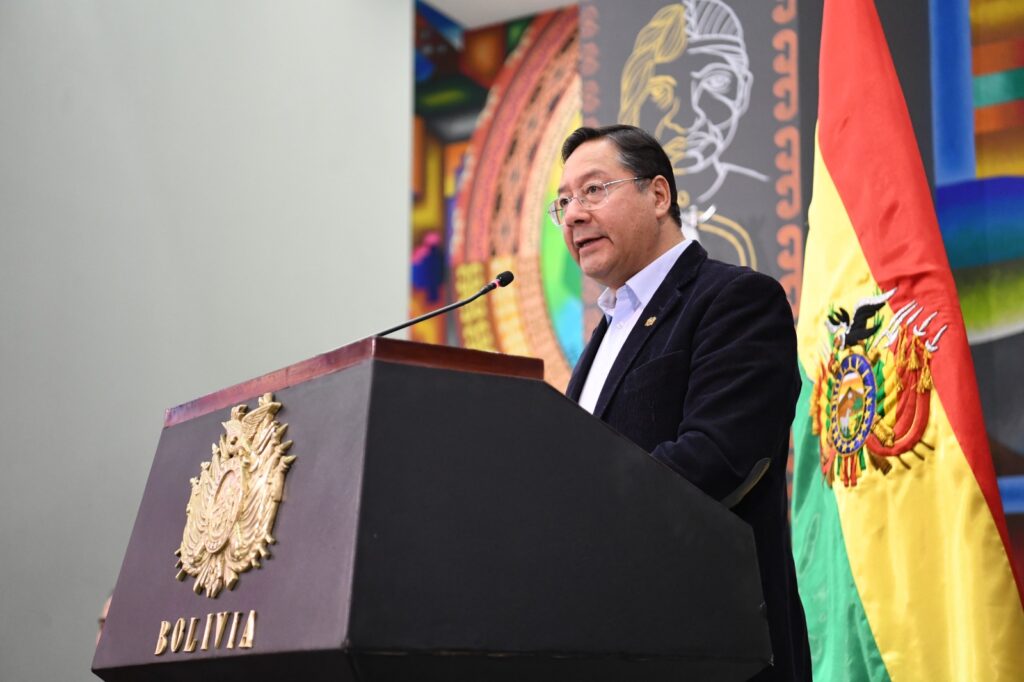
[580, 0, 804, 314]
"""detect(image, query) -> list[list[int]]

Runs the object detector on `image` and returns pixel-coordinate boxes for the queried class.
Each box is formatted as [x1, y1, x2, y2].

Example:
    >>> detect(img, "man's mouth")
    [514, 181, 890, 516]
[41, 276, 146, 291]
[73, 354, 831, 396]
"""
[575, 236, 605, 252]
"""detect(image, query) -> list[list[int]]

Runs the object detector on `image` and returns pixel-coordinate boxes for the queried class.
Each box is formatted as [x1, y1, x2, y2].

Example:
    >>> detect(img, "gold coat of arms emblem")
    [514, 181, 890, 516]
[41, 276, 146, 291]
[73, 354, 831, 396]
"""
[809, 289, 945, 488]
[174, 393, 295, 597]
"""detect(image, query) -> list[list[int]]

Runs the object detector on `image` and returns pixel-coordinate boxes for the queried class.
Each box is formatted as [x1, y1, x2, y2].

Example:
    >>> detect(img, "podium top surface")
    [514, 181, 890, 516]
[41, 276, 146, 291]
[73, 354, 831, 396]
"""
[164, 337, 544, 427]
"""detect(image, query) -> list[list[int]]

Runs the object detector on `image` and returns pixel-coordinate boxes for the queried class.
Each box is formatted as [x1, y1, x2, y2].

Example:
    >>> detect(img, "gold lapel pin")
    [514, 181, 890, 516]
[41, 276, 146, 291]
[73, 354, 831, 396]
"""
[644, 316, 657, 327]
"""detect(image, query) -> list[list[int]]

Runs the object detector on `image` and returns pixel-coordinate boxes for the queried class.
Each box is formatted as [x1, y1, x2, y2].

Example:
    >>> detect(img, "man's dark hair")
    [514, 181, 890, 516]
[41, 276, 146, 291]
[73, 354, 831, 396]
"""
[561, 124, 682, 226]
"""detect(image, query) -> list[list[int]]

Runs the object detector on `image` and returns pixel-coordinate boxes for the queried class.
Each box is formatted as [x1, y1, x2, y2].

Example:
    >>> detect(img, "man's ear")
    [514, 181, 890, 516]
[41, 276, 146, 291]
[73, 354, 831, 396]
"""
[650, 175, 673, 218]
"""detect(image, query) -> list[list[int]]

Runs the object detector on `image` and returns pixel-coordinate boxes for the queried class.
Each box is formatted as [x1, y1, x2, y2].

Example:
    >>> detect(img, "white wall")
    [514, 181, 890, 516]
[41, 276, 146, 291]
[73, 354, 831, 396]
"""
[0, 2, 412, 679]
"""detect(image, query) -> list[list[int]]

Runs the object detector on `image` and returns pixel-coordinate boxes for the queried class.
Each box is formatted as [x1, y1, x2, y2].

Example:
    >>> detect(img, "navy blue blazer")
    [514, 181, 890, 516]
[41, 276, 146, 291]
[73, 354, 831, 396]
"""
[567, 242, 811, 681]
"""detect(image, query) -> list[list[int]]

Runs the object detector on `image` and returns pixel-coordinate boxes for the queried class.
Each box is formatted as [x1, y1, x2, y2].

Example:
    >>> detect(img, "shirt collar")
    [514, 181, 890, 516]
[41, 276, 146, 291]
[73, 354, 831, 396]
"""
[597, 239, 692, 320]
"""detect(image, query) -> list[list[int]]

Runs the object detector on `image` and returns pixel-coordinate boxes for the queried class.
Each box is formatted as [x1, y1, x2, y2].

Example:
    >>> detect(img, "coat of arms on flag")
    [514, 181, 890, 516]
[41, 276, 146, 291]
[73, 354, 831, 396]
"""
[810, 289, 948, 487]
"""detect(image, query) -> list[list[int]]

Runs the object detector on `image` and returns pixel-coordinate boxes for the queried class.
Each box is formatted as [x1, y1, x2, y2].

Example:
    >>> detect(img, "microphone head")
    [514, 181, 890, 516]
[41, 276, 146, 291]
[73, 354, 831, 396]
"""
[495, 271, 514, 287]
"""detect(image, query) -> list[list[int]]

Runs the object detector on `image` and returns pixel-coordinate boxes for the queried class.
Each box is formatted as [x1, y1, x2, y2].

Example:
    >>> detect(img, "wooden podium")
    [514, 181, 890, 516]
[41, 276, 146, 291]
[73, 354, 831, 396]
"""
[92, 338, 771, 681]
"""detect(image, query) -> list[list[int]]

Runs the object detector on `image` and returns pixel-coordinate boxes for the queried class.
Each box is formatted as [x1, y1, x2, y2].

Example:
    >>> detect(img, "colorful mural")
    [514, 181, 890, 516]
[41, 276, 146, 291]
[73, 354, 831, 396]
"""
[412, 3, 512, 346]
[412, 1, 802, 393]
[413, 3, 582, 390]
[931, 0, 1024, 565]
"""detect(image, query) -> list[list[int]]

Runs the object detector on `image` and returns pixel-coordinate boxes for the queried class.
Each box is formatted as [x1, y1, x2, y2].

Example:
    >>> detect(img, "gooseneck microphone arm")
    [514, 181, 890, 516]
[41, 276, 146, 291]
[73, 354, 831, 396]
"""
[375, 271, 514, 338]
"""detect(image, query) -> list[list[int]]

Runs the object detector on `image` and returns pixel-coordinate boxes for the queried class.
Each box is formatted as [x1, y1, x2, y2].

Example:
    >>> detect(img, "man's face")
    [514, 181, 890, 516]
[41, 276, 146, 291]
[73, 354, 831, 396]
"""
[645, 46, 750, 174]
[557, 139, 664, 289]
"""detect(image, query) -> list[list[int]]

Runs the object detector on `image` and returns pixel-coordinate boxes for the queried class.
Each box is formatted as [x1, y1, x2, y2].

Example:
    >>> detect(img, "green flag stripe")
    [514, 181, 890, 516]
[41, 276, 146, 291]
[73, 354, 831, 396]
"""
[792, 365, 891, 681]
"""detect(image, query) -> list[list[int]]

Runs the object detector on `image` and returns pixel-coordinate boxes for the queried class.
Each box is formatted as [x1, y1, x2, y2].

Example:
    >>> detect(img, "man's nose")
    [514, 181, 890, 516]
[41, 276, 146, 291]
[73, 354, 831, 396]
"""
[563, 197, 589, 224]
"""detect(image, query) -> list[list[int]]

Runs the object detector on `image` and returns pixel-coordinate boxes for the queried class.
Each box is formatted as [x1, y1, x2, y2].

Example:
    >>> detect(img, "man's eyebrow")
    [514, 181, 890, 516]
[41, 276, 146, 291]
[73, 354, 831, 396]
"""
[557, 169, 604, 194]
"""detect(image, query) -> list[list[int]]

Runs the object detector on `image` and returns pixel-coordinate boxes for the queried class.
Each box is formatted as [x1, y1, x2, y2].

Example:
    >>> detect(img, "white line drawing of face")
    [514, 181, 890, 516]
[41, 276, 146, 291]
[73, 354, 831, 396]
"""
[654, 40, 752, 175]
[620, 0, 766, 204]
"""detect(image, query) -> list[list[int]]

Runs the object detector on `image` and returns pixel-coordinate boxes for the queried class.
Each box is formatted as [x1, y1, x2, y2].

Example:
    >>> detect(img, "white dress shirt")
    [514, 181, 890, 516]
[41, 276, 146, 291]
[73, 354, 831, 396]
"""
[578, 239, 692, 414]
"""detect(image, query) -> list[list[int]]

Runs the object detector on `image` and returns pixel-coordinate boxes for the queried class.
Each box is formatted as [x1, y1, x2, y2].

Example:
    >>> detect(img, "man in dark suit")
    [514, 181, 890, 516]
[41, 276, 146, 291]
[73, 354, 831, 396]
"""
[553, 125, 810, 681]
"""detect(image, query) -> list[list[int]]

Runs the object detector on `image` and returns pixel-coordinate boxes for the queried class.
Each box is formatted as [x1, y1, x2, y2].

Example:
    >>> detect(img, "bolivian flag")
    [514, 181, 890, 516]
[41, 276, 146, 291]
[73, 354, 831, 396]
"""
[791, 1, 1024, 679]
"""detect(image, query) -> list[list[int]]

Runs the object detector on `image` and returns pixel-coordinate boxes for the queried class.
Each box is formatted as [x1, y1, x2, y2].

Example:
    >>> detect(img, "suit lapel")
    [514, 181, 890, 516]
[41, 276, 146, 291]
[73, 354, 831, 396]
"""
[566, 316, 608, 401]
[592, 242, 707, 419]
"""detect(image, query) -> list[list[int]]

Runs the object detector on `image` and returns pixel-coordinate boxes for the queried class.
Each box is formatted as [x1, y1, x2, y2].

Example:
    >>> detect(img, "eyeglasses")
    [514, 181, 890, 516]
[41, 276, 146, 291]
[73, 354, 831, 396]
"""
[548, 176, 648, 226]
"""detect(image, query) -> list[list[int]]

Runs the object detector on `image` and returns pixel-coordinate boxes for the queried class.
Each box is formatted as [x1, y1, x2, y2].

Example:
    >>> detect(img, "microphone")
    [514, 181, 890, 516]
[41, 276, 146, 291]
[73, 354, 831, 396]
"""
[375, 271, 514, 338]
